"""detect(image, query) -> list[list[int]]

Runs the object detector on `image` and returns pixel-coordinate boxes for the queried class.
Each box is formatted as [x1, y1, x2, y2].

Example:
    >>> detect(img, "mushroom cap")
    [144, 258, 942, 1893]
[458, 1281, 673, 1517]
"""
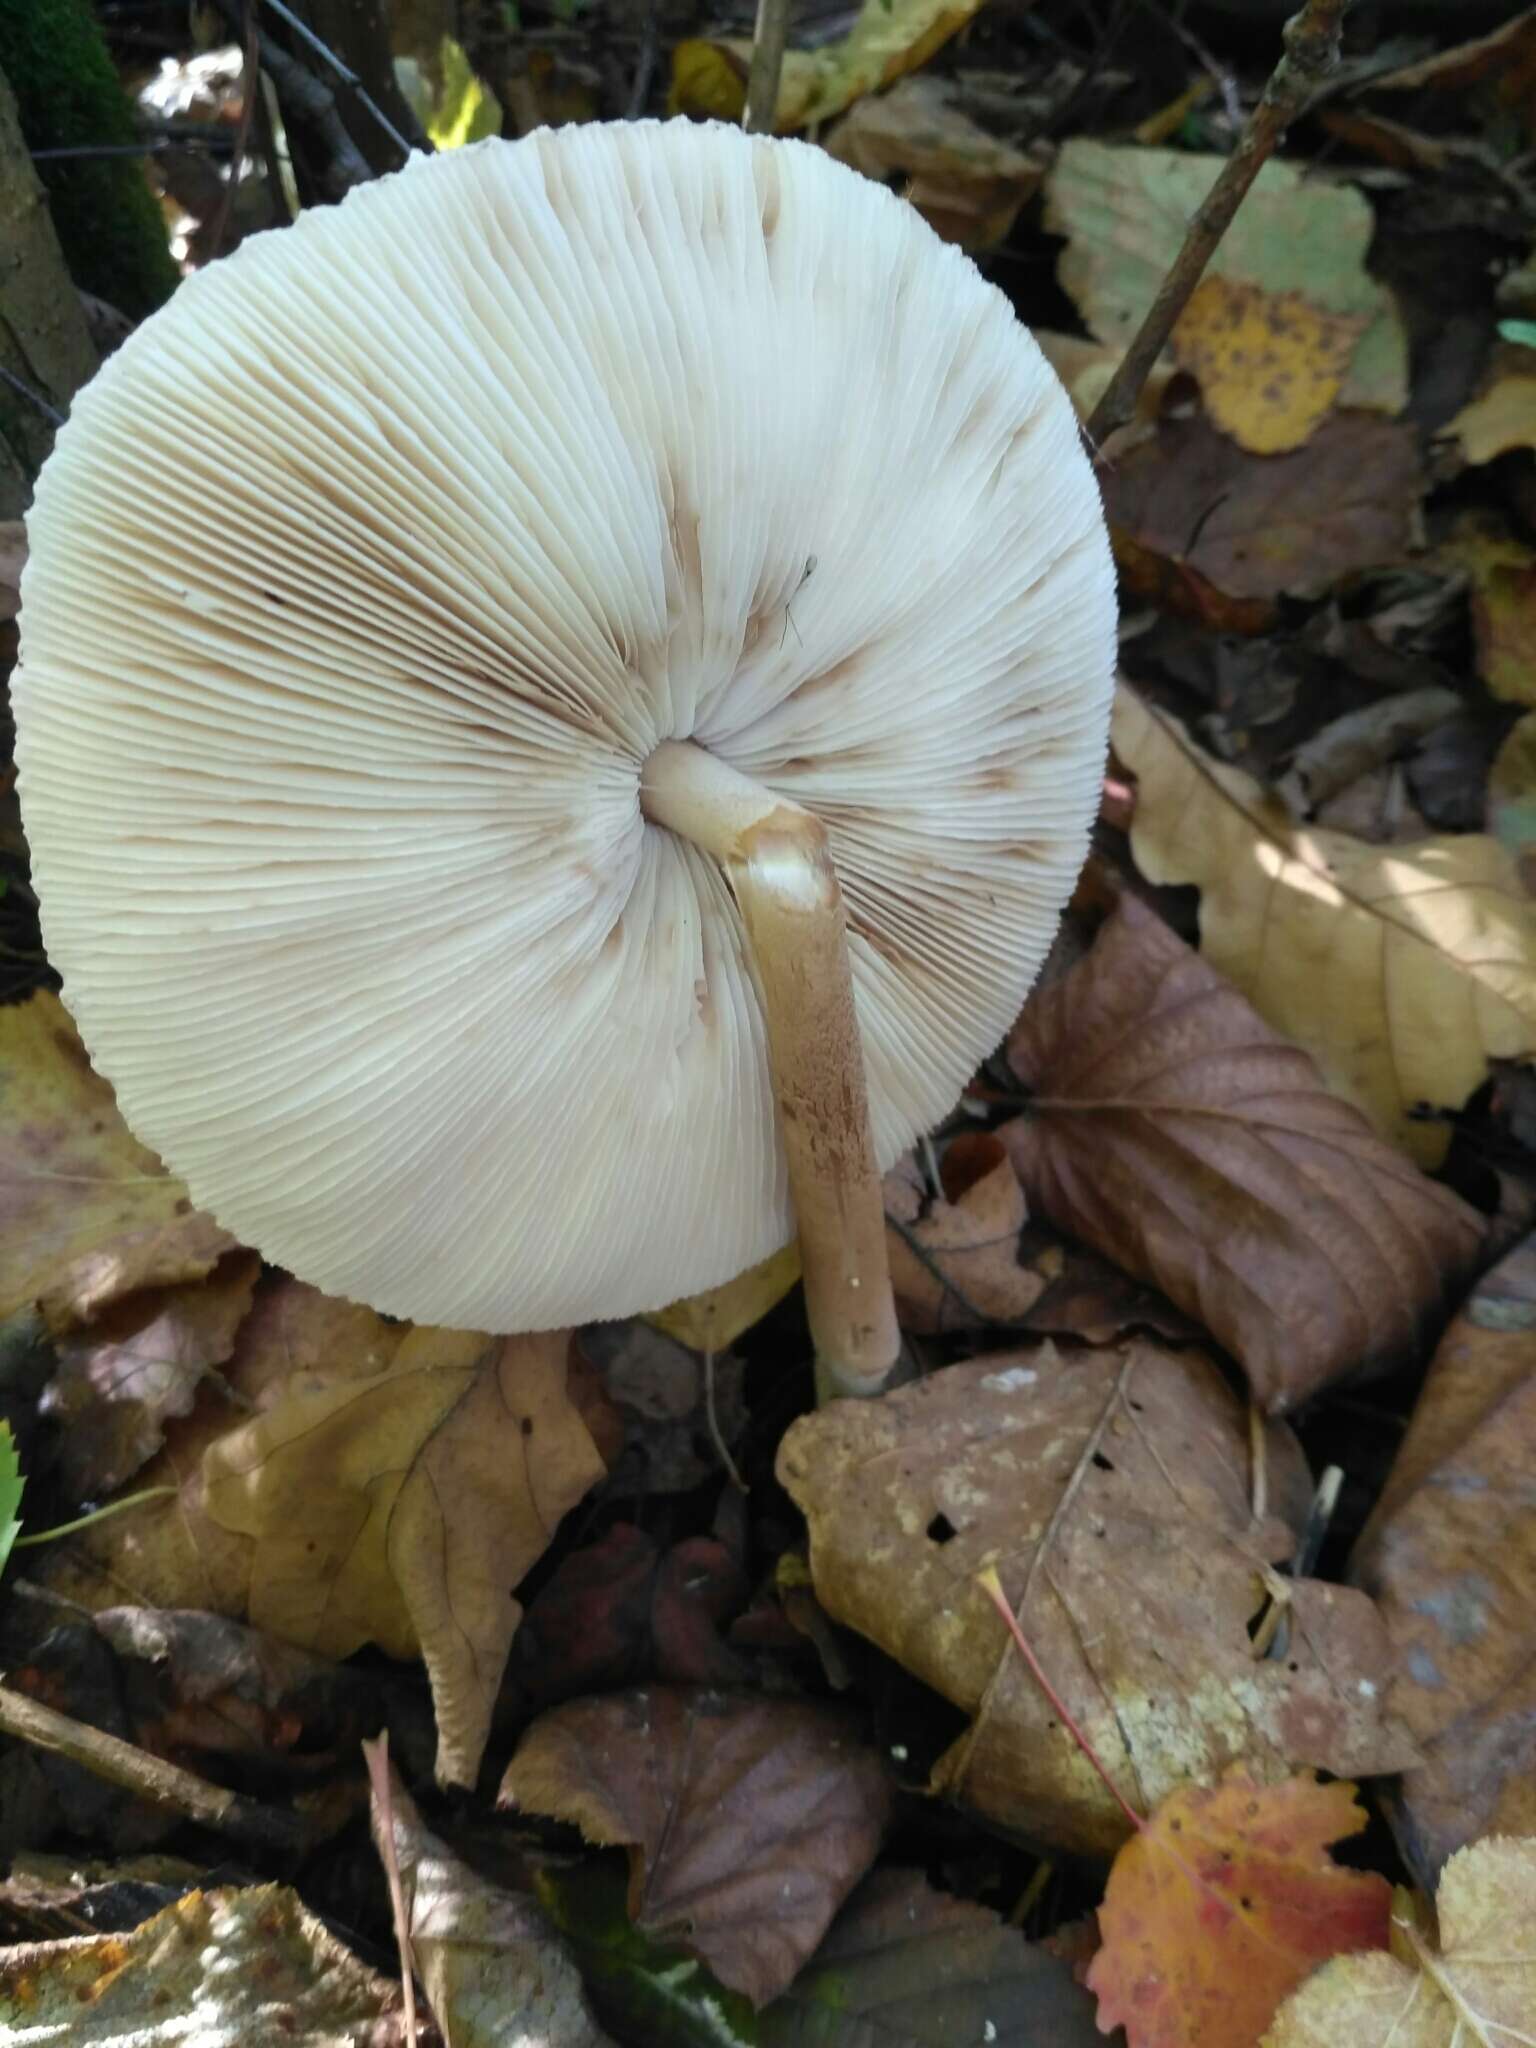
[15, 120, 1115, 1334]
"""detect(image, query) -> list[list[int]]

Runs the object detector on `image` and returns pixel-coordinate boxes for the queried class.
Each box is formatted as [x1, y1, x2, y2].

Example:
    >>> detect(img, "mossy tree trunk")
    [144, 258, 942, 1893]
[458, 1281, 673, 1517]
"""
[0, 65, 98, 520]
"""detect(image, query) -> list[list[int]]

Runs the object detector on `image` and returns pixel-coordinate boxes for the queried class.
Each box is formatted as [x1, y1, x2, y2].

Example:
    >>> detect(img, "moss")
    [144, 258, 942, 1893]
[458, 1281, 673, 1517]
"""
[1, 0, 178, 320]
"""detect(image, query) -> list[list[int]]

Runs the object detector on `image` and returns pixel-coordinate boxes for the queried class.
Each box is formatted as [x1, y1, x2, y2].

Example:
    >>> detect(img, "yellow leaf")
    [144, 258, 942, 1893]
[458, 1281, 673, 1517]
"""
[0, 993, 234, 1326]
[1172, 276, 1368, 454]
[425, 36, 501, 149]
[1113, 683, 1536, 1166]
[647, 1239, 800, 1353]
[204, 1325, 606, 1785]
[1446, 366, 1536, 465]
[671, 0, 986, 133]
[1264, 1835, 1536, 2045]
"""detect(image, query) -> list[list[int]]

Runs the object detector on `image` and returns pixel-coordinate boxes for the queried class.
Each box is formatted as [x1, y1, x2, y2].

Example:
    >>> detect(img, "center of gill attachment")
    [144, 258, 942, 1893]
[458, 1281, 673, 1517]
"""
[639, 739, 800, 867]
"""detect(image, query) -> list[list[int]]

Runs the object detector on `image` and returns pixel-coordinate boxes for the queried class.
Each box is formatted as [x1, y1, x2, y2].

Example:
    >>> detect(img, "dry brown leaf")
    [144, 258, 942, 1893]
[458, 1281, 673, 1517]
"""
[368, 1755, 613, 2048]
[44, 1250, 260, 1501]
[1171, 277, 1368, 454]
[1445, 520, 1536, 706]
[1102, 412, 1423, 603]
[1113, 683, 1536, 1166]
[501, 1687, 891, 2005]
[0, 1881, 409, 2044]
[1351, 1233, 1536, 1879]
[204, 1325, 607, 1787]
[999, 895, 1482, 1410]
[777, 1342, 1417, 1859]
[823, 78, 1043, 250]
[1032, 331, 1174, 429]
[884, 1133, 1045, 1335]
[0, 993, 235, 1327]
[1369, 4, 1536, 135]
[1263, 1835, 1536, 2046]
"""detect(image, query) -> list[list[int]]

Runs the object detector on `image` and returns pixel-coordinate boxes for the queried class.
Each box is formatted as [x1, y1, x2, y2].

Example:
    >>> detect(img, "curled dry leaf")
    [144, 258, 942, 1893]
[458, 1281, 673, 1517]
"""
[1351, 1232, 1536, 1878]
[368, 1754, 613, 2048]
[1263, 1834, 1536, 2046]
[44, 1249, 260, 1502]
[0, 994, 234, 1327]
[204, 1325, 608, 1788]
[884, 1133, 1045, 1335]
[777, 1344, 1417, 1859]
[500, 1687, 891, 2005]
[0, 1882, 409, 2045]
[999, 893, 1482, 1410]
[1088, 1772, 1390, 2048]
[760, 1868, 1102, 2048]
[1046, 141, 1406, 417]
[1102, 412, 1423, 604]
[1113, 683, 1536, 1167]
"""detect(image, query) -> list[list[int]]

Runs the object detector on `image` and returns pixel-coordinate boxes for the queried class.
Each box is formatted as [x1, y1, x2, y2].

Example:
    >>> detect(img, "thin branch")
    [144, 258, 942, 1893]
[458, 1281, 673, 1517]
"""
[0, 365, 65, 427]
[742, 0, 792, 135]
[0, 1682, 306, 1855]
[259, 0, 416, 160]
[208, 0, 372, 196]
[1084, 0, 1352, 449]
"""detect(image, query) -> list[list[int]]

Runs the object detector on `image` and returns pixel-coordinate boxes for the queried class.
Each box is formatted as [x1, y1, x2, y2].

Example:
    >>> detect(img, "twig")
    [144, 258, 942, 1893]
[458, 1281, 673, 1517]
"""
[11, 1484, 176, 1547]
[363, 1735, 420, 2048]
[0, 365, 65, 428]
[210, 0, 262, 261]
[1247, 1397, 1267, 1522]
[208, 0, 372, 196]
[1083, 0, 1352, 449]
[742, 0, 792, 134]
[702, 1349, 748, 1493]
[259, 0, 415, 160]
[627, 2, 659, 120]
[0, 1681, 306, 1855]
[978, 1567, 1144, 1833]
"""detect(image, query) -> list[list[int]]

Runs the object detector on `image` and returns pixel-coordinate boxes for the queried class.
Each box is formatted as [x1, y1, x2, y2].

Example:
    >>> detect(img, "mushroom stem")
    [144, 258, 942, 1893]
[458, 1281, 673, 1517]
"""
[641, 739, 900, 1397]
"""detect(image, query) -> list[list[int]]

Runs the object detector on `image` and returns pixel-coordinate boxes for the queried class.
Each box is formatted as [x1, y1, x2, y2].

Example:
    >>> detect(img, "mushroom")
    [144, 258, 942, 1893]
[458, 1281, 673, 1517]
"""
[14, 120, 1115, 1397]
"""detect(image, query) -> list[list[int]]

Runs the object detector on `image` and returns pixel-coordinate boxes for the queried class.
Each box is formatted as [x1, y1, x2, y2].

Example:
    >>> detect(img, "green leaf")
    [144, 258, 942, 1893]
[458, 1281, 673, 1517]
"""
[0, 1419, 25, 1578]
[426, 36, 501, 150]
[535, 1862, 759, 2048]
[1499, 319, 1536, 351]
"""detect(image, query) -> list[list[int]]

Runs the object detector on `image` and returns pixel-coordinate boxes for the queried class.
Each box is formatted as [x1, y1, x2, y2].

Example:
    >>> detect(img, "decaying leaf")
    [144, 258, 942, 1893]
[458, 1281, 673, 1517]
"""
[579, 1320, 747, 1495]
[0, 994, 234, 1327]
[1102, 412, 1423, 604]
[205, 1325, 607, 1788]
[777, 1344, 1417, 1859]
[31, 1275, 408, 1628]
[1351, 1234, 1536, 1878]
[1046, 141, 1407, 416]
[760, 1868, 1102, 2047]
[508, 1522, 750, 1704]
[43, 1250, 260, 1501]
[884, 1134, 1045, 1335]
[1089, 1772, 1390, 2048]
[823, 78, 1043, 250]
[1171, 277, 1367, 454]
[1263, 1834, 1536, 2046]
[368, 1754, 612, 2048]
[999, 895, 1482, 1409]
[1113, 683, 1536, 1166]
[669, 0, 985, 132]
[501, 1687, 891, 2004]
[0, 1882, 408, 2044]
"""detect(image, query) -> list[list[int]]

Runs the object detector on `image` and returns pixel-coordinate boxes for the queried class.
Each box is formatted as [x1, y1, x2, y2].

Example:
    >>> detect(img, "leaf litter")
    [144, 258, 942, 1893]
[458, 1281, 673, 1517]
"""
[6, 5, 1536, 2045]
